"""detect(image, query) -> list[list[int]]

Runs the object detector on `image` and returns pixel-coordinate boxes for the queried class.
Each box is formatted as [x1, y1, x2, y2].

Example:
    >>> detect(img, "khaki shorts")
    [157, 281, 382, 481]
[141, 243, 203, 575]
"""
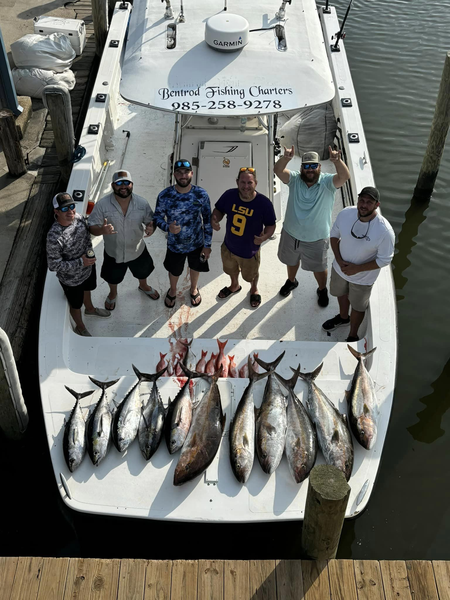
[221, 243, 260, 282]
[330, 267, 373, 312]
[277, 228, 329, 272]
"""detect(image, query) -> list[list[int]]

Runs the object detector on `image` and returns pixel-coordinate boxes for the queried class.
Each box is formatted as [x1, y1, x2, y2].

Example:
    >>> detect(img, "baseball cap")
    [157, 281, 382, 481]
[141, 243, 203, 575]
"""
[53, 192, 74, 209]
[301, 151, 320, 164]
[173, 159, 192, 171]
[359, 186, 380, 202]
[112, 170, 133, 184]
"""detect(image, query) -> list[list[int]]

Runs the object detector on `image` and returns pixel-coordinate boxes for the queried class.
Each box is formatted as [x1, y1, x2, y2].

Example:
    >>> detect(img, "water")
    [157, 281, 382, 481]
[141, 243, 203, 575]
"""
[1, 0, 450, 560]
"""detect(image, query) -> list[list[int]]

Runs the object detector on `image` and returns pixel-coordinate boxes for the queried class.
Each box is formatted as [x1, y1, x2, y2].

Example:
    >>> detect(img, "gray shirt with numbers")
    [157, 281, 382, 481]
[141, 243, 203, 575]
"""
[88, 192, 154, 263]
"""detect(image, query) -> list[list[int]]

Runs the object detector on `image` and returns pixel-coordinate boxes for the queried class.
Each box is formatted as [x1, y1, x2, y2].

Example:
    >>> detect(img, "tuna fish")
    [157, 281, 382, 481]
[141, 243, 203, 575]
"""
[63, 387, 94, 473]
[205, 352, 218, 375]
[229, 357, 270, 483]
[174, 367, 226, 486]
[346, 345, 378, 450]
[298, 364, 354, 481]
[254, 351, 287, 474]
[87, 377, 119, 466]
[165, 364, 201, 453]
[138, 368, 167, 460]
[196, 350, 208, 373]
[215, 339, 228, 376]
[275, 367, 317, 483]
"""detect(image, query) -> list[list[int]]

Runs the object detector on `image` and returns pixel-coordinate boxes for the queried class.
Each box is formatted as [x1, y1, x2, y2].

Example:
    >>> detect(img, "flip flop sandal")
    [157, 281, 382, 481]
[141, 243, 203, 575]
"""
[218, 285, 242, 299]
[105, 295, 117, 310]
[250, 293, 261, 308]
[165, 290, 176, 308]
[190, 289, 202, 307]
[138, 286, 160, 300]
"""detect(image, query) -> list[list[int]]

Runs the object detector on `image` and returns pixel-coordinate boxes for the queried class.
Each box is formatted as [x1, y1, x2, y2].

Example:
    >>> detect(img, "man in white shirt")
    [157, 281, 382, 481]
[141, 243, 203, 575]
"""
[322, 186, 395, 342]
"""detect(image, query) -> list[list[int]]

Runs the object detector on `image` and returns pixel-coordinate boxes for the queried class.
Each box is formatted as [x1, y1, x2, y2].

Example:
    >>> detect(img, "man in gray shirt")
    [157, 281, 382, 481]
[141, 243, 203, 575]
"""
[47, 192, 110, 336]
[88, 170, 159, 310]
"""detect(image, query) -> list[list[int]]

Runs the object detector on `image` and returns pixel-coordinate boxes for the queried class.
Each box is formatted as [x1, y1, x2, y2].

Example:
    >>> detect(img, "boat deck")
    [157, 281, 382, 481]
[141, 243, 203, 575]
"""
[2, 556, 448, 599]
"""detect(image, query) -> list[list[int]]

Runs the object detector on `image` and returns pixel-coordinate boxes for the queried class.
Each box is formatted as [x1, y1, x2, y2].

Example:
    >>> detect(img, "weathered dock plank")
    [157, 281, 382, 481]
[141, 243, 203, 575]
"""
[248, 560, 277, 600]
[0, 557, 19, 600]
[353, 560, 385, 600]
[301, 560, 330, 599]
[432, 561, 450, 600]
[117, 558, 148, 600]
[171, 560, 198, 600]
[63, 558, 121, 600]
[224, 560, 250, 600]
[380, 561, 412, 600]
[275, 559, 304, 600]
[405, 560, 439, 600]
[9, 556, 43, 600]
[198, 560, 224, 600]
[329, 559, 358, 600]
[36, 557, 70, 600]
[143, 560, 172, 600]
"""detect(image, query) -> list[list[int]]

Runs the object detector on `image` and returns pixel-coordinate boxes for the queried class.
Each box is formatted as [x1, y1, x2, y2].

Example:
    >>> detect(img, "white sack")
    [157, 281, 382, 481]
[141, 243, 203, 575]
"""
[12, 67, 76, 98]
[11, 33, 76, 72]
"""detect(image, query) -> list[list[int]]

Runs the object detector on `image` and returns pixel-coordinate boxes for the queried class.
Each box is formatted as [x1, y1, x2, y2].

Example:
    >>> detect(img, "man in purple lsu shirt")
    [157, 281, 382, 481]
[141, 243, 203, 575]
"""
[211, 167, 276, 308]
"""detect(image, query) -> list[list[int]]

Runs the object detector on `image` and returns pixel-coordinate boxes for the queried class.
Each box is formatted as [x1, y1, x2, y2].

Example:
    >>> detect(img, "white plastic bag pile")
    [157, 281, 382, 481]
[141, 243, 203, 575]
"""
[11, 33, 76, 98]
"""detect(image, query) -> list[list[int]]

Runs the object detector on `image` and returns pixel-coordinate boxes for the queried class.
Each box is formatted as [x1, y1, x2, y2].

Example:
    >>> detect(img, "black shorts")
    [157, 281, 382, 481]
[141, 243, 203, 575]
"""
[60, 265, 97, 309]
[101, 247, 154, 284]
[163, 246, 210, 277]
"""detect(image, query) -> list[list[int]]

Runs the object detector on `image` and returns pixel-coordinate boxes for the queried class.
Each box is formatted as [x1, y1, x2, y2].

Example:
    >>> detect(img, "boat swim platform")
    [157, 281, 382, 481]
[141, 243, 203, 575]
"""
[1, 556, 449, 599]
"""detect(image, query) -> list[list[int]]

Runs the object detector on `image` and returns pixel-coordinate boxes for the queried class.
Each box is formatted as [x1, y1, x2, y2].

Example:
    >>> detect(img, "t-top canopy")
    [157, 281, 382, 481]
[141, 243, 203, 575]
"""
[120, 0, 335, 116]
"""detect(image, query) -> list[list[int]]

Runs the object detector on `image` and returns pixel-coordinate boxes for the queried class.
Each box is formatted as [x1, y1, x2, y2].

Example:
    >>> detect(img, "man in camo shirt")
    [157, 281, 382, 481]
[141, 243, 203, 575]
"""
[154, 159, 212, 308]
[46, 192, 110, 336]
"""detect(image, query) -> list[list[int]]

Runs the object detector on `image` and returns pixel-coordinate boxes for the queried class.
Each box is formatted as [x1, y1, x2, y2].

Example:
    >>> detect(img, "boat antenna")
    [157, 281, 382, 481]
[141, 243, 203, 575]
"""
[178, 0, 185, 22]
[275, 0, 291, 20]
[331, 0, 353, 52]
[323, 0, 331, 14]
[161, 0, 173, 19]
[223, 0, 227, 11]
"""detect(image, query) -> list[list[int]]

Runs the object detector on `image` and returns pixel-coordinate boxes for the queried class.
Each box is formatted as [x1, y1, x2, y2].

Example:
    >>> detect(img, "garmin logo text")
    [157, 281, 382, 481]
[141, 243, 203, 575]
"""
[213, 38, 243, 48]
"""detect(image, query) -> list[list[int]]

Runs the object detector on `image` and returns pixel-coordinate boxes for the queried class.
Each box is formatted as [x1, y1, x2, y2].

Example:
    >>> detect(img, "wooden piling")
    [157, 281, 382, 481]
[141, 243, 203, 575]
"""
[43, 87, 75, 182]
[414, 51, 450, 201]
[301, 464, 350, 560]
[0, 109, 27, 177]
[92, 0, 108, 56]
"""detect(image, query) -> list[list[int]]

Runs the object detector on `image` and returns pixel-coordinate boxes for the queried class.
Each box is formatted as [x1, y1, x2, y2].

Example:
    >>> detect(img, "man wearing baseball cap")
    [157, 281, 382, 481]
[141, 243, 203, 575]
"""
[322, 186, 395, 342]
[274, 145, 350, 307]
[88, 170, 159, 310]
[153, 159, 212, 308]
[46, 192, 110, 336]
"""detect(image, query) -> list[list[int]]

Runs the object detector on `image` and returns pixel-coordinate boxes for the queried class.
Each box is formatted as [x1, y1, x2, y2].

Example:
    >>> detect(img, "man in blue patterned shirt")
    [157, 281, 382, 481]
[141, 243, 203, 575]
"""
[154, 160, 212, 308]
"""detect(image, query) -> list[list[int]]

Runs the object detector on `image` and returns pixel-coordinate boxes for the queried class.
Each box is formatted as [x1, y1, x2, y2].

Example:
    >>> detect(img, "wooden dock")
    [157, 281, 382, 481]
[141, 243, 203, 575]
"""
[1, 557, 449, 599]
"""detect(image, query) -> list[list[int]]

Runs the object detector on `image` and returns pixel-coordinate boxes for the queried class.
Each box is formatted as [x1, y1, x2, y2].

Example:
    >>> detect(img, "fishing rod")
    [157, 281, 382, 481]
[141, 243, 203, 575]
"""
[331, 0, 353, 52]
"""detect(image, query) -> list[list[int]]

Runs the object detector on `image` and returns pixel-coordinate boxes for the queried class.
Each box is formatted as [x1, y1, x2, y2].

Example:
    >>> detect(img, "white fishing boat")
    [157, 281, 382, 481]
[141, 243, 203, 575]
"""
[39, 0, 397, 521]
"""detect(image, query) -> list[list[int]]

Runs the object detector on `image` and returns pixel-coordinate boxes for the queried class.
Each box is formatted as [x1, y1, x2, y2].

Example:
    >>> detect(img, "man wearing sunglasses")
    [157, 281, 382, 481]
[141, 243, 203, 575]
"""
[46, 192, 111, 337]
[274, 145, 350, 307]
[154, 159, 212, 308]
[211, 167, 276, 308]
[88, 170, 159, 311]
[322, 186, 394, 342]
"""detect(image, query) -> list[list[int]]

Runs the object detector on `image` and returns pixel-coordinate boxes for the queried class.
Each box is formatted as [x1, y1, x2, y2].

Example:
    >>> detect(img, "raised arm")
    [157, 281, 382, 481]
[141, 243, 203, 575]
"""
[329, 146, 350, 189]
[274, 145, 294, 185]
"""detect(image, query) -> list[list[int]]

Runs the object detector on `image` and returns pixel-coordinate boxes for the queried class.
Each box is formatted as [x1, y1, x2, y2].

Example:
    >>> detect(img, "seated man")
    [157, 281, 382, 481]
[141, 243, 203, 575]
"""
[211, 167, 276, 308]
[46, 192, 110, 336]
[322, 186, 395, 342]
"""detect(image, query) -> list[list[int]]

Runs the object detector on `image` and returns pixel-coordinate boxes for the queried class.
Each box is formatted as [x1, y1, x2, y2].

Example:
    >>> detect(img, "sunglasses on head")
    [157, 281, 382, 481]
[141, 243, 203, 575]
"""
[302, 163, 319, 170]
[174, 160, 192, 170]
[114, 180, 131, 186]
[58, 203, 76, 212]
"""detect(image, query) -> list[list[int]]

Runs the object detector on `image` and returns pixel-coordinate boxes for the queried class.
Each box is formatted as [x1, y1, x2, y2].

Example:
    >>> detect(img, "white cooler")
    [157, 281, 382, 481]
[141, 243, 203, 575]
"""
[34, 16, 86, 55]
